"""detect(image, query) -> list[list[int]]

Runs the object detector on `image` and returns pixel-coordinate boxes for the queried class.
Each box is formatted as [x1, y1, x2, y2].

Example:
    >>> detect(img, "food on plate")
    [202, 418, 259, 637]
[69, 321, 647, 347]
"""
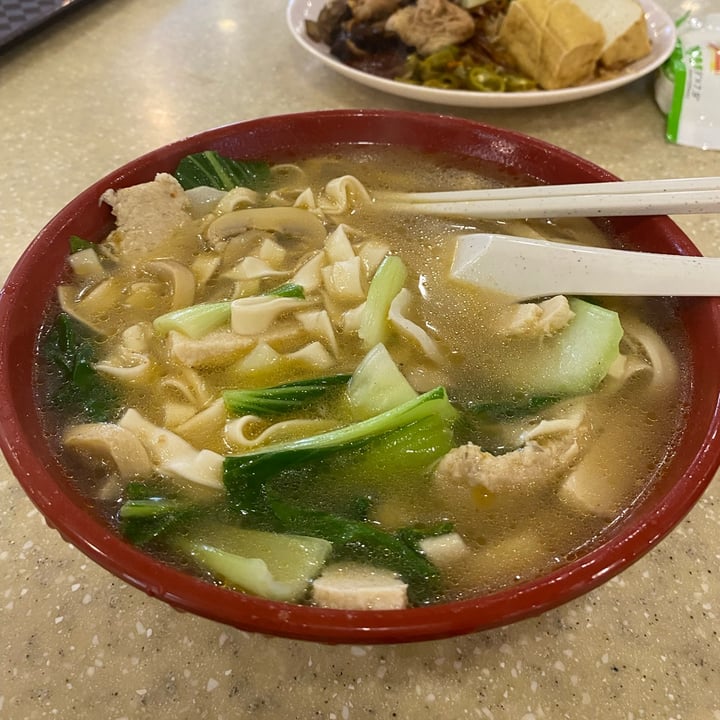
[574, 0, 652, 68]
[37, 147, 687, 610]
[305, 0, 652, 91]
[385, 0, 476, 55]
[500, 0, 653, 88]
[497, 0, 605, 89]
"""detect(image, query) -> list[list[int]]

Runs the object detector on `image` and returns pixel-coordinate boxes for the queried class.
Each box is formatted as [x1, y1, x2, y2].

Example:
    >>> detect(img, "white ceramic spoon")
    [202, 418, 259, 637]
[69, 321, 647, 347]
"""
[451, 233, 720, 301]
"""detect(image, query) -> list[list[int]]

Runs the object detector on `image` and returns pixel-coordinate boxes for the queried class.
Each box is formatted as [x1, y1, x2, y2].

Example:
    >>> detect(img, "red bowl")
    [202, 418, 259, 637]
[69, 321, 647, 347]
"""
[2, 109, 720, 644]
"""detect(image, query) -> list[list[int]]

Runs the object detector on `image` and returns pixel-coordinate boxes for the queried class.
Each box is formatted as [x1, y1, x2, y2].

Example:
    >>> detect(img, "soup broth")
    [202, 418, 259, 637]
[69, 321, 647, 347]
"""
[35, 147, 689, 608]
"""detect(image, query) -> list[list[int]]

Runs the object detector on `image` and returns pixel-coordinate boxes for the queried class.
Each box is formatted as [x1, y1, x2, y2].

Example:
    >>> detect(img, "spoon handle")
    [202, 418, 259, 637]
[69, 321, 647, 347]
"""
[451, 233, 720, 301]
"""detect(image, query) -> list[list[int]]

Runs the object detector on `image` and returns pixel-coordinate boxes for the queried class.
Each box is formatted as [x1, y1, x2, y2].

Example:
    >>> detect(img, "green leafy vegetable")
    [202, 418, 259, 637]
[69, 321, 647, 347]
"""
[171, 523, 332, 602]
[41, 313, 119, 422]
[152, 283, 306, 339]
[152, 301, 232, 339]
[358, 255, 407, 349]
[118, 485, 447, 604]
[347, 342, 417, 420]
[223, 386, 458, 503]
[396, 521, 456, 549]
[396, 45, 537, 92]
[268, 499, 443, 605]
[119, 481, 200, 546]
[501, 298, 624, 398]
[465, 395, 561, 421]
[223, 374, 351, 417]
[68, 235, 94, 253]
[348, 414, 454, 481]
[263, 282, 305, 299]
[174, 150, 271, 192]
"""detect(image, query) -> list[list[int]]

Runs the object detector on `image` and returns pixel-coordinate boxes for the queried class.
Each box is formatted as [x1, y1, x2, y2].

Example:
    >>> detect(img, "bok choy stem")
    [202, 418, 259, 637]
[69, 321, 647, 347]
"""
[223, 386, 458, 497]
[223, 374, 351, 417]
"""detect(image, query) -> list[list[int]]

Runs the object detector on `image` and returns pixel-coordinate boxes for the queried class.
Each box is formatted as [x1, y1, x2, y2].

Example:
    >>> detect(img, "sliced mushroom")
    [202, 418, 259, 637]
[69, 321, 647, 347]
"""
[621, 317, 680, 394]
[94, 324, 154, 382]
[58, 279, 123, 335]
[124, 280, 165, 311]
[269, 163, 309, 188]
[168, 329, 255, 368]
[120, 323, 153, 353]
[63, 423, 153, 480]
[206, 207, 327, 246]
[57, 285, 104, 335]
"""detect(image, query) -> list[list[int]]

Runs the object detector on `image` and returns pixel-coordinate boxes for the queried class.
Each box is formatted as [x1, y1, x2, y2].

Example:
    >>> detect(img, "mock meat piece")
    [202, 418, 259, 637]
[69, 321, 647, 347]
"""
[167, 329, 255, 368]
[311, 563, 409, 610]
[498, 295, 575, 337]
[435, 435, 580, 495]
[385, 0, 475, 56]
[349, 0, 404, 21]
[434, 410, 587, 496]
[101, 173, 191, 257]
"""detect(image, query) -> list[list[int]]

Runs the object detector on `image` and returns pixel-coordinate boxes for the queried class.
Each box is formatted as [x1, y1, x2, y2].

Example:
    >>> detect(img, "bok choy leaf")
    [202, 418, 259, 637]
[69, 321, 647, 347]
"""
[41, 313, 119, 422]
[268, 499, 443, 605]
[223, 385, 458, 522]
[174, 150, 271, 192]
[223, 374, 351, 417]
[69, 235, 95, 253]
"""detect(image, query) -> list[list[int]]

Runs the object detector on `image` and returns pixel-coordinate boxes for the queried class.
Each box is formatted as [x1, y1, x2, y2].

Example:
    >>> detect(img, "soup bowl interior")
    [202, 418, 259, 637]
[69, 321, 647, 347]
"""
[1, 109, 720, 644]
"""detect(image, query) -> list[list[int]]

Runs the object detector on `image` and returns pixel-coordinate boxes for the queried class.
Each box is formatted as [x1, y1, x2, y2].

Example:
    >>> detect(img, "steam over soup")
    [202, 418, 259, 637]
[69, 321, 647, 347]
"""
[36, 148, 688, 610]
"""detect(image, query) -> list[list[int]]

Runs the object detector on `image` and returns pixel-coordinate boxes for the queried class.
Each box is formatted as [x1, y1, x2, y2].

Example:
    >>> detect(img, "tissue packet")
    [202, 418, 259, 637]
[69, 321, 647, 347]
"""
[655, 12, 720, 150]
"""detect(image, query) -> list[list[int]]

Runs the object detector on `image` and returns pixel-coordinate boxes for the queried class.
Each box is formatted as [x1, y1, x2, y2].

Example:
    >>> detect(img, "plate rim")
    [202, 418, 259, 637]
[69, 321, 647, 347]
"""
[286, 0, 677, 108]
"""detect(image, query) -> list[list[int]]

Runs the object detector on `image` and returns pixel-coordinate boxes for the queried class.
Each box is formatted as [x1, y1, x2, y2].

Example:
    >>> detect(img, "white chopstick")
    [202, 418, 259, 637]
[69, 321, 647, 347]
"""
[373, 177, 720, 219]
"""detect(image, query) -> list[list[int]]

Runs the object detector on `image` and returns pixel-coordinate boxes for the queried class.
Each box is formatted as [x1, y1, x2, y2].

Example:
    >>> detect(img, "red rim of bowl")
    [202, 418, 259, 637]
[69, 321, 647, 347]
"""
[2, 109, 720, 644]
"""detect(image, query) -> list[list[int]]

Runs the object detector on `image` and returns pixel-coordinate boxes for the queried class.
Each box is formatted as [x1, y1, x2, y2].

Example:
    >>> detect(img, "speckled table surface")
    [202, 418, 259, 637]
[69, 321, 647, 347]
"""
[2, 1, 720, 718]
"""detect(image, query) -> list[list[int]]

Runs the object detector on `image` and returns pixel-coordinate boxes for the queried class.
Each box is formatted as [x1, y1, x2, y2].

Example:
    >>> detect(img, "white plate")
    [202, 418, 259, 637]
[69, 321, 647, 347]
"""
[286, 0, 677, 108]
